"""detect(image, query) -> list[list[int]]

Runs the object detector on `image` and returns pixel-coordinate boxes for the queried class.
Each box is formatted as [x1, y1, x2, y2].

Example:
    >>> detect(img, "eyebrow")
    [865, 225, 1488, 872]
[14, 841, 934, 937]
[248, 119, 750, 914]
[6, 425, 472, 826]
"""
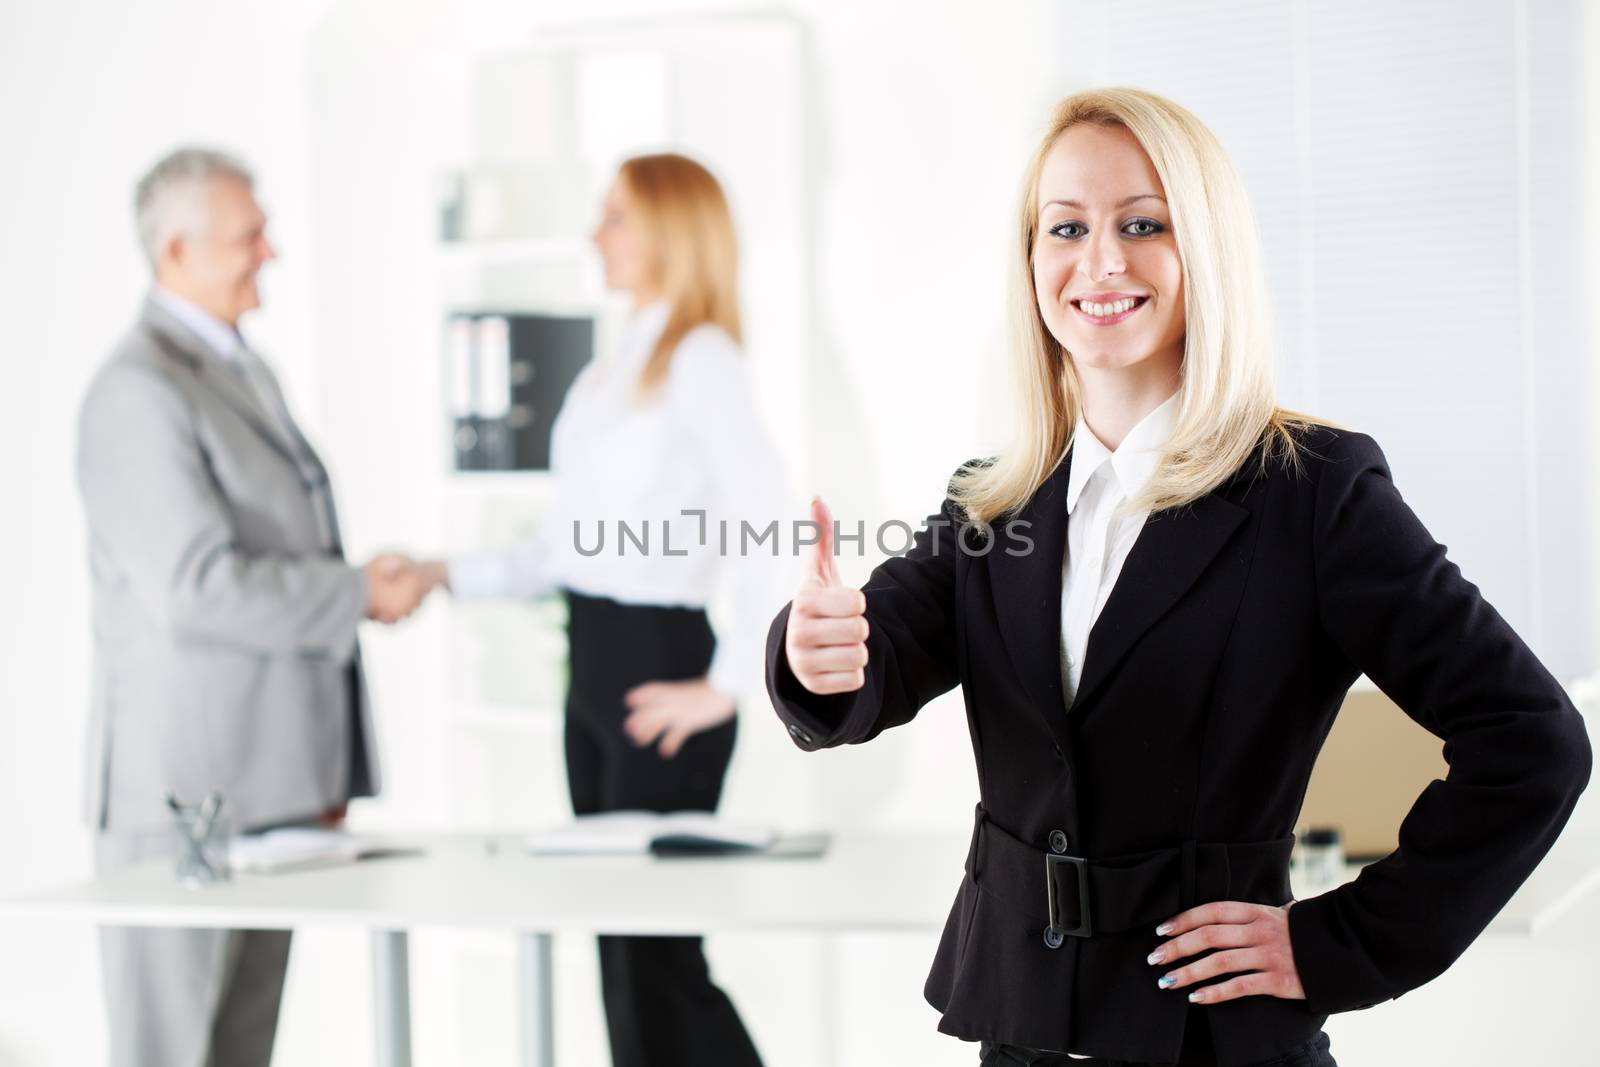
[1043, 194, 1166, 210]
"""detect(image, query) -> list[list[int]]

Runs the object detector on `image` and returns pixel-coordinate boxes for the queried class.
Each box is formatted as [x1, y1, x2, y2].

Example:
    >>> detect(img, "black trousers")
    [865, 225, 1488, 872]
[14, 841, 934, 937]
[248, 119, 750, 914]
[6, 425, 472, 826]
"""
[978, 1007, 1336, 1066]
[563, 589, 764, 1067]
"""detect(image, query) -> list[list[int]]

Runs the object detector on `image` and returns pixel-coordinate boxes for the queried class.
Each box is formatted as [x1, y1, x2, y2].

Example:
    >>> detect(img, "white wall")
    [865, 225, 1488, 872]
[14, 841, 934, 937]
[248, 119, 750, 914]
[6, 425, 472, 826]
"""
[2, 1, 1598, 1065]
[0, 2, 323, 1064]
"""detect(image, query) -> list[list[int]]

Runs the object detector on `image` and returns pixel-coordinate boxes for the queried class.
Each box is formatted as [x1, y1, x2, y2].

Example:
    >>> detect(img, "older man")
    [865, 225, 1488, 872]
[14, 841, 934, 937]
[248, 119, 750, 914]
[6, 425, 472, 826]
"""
[76, 147, 427, 1067]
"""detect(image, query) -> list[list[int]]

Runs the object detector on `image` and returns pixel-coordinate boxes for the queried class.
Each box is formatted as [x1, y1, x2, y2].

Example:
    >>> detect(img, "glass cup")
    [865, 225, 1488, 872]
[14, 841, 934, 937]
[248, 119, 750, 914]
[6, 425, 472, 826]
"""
[168, 792, 234, 887]
[1297, 826, 1345, 893]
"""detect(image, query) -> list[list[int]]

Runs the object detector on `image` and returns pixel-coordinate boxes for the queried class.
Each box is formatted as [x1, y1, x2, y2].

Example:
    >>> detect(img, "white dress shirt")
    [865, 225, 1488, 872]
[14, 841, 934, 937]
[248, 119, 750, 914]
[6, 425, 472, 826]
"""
[449, 300, 794, 699]
[1060, 391, 1180, 707]
[150, 285, 245, 362]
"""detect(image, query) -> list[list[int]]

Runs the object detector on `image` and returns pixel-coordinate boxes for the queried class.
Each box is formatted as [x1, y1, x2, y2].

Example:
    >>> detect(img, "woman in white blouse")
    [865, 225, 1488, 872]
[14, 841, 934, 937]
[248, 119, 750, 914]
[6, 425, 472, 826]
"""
[420, 153, 783, 1067]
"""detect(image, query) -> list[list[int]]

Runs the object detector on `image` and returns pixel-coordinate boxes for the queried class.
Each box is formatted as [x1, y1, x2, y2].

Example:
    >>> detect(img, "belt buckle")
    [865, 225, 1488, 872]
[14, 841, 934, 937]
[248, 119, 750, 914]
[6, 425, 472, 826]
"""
[1045, 852, 1093, 938]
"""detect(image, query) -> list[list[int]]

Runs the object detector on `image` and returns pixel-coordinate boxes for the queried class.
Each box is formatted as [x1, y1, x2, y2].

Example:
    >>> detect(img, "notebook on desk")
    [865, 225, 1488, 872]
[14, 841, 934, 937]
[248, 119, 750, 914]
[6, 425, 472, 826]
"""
[230, 829, 417, 874]
[524, 811, 829, 858]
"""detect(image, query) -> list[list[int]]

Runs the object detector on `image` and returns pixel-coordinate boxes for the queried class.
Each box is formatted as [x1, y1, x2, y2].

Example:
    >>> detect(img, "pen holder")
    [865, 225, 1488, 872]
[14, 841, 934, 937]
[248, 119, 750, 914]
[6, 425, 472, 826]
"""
[167, 793, 234, 887]
[1292, 826, 1345, 894]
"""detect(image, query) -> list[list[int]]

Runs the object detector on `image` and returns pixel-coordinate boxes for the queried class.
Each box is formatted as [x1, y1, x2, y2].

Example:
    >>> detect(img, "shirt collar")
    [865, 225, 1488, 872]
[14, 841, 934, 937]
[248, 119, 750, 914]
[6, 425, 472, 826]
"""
[1065, 390, 1180, 514]
[601, 298, 671, 379]
[628, 298, 671, 348]
[149, 286, 244, 362]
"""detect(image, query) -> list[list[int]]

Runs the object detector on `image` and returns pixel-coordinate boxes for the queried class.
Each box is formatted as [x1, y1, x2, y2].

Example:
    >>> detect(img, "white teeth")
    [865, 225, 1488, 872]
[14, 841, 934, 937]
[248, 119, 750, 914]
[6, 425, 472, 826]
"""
[1079, 297, 1140, 318]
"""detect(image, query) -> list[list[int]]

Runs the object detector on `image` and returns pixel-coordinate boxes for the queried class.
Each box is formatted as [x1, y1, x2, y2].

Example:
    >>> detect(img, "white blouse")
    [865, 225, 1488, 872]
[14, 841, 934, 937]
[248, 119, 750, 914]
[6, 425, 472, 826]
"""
[1060, 391, 1180, 706]
[449, 300, 795, 699]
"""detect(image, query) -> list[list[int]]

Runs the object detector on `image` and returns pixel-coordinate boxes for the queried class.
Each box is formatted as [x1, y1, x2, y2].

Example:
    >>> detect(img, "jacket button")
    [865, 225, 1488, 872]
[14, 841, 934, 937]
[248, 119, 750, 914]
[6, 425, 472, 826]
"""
[1049, 830, 1070, 854]
[1042, 927, 1065, 950]
[787, 723, 814, 745]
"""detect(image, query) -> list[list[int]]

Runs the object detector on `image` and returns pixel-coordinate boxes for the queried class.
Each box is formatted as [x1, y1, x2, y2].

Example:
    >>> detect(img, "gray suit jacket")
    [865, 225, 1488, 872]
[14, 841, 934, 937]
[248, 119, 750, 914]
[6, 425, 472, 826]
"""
[77, 296, 381, 833]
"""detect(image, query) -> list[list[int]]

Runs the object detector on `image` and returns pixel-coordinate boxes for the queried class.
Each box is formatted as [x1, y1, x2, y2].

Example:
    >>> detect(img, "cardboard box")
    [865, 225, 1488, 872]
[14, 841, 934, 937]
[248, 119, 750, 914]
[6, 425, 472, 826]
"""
[1296, 685, 1449, 860]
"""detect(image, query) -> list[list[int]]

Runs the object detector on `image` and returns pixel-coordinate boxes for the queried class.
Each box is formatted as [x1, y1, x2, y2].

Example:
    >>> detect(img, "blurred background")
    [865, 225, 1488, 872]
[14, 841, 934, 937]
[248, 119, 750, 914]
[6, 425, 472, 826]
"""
[2, 0, 1599, 1063]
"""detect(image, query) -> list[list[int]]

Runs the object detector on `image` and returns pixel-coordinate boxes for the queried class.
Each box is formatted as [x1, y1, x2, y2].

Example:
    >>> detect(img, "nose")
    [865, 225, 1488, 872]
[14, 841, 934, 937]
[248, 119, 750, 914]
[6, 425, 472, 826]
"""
[259, 236, 278, 262]
[1077, 226, 1125, 282]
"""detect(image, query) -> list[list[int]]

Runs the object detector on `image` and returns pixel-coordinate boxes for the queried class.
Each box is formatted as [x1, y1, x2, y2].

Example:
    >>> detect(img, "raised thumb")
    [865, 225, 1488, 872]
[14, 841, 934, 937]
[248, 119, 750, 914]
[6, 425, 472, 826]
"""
[809, 496, 840, 587]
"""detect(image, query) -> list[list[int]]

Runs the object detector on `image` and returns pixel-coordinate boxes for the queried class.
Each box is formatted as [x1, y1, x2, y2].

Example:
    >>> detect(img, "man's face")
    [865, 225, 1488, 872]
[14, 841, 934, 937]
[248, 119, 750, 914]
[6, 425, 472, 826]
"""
[162, 177, 275, 326]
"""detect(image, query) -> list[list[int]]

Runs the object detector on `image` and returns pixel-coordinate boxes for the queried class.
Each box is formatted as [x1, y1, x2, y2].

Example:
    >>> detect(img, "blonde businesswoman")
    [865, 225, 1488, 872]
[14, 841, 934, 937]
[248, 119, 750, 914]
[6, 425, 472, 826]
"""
[420, 154, 783, 1067]
[764, 88, 1591, 1066]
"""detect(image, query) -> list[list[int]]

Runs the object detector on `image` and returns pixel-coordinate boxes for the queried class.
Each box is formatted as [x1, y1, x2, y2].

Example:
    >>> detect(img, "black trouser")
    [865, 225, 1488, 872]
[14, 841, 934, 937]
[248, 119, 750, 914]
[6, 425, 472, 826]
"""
[563, 589, 764, 1067]
[978, 1007, 1336, 1066]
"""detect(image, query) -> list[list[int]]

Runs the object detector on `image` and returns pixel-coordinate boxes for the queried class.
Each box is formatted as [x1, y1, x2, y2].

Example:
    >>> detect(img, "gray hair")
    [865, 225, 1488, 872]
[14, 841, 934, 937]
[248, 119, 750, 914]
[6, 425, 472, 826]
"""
[133, 147, 254, 267]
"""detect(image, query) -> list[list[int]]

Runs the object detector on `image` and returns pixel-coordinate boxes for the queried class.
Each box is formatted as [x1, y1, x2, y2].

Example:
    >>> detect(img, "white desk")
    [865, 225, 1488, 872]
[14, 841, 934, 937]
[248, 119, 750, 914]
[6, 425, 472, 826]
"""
[4, 829, 1593, 1067]
[3, 831, 966, 1067]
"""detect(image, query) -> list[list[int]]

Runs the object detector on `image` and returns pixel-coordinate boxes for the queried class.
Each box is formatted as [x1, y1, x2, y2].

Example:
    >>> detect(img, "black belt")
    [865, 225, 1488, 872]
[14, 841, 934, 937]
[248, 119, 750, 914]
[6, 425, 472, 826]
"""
[966, 806, 1295, 941]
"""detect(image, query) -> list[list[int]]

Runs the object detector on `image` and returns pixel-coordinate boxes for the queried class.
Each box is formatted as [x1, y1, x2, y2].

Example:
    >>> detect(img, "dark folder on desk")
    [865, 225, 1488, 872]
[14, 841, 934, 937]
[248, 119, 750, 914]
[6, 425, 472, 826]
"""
[651, 832, 831, 859]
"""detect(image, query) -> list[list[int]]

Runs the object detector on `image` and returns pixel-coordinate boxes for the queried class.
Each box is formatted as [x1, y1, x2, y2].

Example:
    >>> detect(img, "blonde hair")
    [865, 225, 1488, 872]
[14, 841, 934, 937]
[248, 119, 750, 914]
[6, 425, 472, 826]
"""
[617, 153, 743, 395]
[951, 87, 1316, 524]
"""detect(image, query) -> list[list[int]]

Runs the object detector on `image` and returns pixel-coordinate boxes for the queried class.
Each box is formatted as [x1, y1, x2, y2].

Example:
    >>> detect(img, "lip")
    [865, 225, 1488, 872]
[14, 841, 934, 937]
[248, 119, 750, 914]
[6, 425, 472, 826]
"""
[1071, 293, 1149, 326]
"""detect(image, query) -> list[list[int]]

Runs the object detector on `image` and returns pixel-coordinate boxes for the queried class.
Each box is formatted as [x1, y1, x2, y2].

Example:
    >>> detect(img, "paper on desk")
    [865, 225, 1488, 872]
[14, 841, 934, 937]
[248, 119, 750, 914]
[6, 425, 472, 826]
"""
[525, 811, 777, 855]
[230, 828, 375, 874]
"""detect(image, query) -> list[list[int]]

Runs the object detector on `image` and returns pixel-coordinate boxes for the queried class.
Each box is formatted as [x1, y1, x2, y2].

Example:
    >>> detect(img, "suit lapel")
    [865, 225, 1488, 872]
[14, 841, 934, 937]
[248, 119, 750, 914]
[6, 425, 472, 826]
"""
[1068, 490, 1248, 718]
[987, 448, 1074, 753]
[986, 444, 1251, 746]
[139, 297, 304, 467]
[240, 351, 334, 484]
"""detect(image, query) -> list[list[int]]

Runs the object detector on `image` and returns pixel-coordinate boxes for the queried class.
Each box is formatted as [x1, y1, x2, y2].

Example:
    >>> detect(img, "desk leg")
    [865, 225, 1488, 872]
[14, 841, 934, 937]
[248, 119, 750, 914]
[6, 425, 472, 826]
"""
[519, 932, 555, 1067]
[371, 929, 413, 1067]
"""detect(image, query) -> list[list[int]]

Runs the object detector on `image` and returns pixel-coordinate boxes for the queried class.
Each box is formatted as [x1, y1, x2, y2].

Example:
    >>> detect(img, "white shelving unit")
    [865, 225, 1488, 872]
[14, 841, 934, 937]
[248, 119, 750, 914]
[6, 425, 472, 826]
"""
[427, 13, 812, 765]
[453, 702, 566, 732]
[435, 236, 594, 267]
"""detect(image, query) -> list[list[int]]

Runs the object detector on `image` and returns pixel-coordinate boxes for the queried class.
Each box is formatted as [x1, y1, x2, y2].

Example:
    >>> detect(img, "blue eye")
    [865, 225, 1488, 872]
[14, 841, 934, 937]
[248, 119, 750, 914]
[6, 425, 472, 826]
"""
[1046, 218, 1166, 240]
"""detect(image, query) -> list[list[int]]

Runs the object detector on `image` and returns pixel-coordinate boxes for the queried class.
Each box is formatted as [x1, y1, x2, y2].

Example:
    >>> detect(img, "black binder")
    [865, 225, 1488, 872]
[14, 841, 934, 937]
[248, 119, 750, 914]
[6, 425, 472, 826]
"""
[446, 312, 593, 471]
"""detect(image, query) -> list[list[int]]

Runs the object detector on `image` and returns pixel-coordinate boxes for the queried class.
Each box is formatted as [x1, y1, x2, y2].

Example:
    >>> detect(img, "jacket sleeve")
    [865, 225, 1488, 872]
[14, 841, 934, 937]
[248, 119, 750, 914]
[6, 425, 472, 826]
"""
[77, 362, 368, 659]
[1287, 429, 1593, 1014]
[765, 483, 967, 751]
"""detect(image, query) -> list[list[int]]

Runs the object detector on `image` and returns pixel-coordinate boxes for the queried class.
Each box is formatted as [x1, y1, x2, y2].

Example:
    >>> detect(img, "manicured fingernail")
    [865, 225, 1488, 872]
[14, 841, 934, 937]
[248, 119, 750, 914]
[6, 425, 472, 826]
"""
[1188, 991, 1203, 1003]
[1147, 950, 1164, 965]
[1157, 974, 1177, 989]
[1156, 922, 1175, 935]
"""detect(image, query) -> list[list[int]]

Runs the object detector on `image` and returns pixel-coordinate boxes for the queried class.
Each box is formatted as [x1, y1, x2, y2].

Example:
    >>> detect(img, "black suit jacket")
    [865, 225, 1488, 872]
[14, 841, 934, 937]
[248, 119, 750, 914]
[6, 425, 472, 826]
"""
[765, 426, 1592, 1065]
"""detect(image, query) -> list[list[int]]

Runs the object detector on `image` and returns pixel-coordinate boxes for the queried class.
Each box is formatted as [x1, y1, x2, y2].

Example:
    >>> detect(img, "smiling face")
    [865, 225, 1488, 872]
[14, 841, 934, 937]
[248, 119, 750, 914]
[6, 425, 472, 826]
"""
[160, 176, 275, 327]
[1032, 122, 1186, 384]
[591, 176, 660, 303]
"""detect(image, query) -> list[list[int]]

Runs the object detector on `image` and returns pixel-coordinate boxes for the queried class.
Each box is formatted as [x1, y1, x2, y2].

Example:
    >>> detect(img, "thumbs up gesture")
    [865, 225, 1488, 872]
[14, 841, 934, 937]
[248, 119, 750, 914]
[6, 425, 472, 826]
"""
[784, 497, 870, 695]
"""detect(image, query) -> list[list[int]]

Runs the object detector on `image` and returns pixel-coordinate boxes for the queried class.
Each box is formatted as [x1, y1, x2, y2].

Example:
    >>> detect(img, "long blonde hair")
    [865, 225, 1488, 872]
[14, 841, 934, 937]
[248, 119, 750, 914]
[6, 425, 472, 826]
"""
[951, 87, 1314, 524]
[617, 153, 742, 395]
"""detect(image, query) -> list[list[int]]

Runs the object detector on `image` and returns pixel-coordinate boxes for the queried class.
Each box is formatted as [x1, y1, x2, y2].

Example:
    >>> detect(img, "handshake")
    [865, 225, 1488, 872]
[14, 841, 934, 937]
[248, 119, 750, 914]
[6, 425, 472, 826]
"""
[361, 553, 451, 625]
